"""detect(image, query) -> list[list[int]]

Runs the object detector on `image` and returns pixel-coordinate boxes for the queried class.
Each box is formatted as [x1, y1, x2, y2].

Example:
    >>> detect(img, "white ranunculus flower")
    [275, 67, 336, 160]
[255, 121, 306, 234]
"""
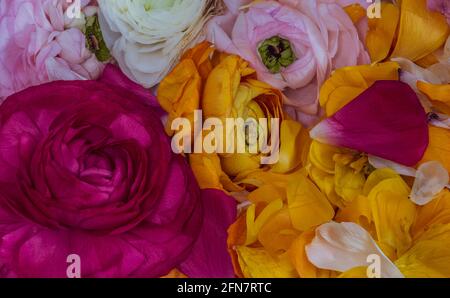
[98, 0, 222, 88]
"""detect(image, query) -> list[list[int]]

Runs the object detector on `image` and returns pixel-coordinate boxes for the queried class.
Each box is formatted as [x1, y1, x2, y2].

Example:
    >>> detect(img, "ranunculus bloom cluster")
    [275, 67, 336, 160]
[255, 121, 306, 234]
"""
[207, 0, 369, 123]
[0, 65, 235, 278]
[0, 0, 104, 101]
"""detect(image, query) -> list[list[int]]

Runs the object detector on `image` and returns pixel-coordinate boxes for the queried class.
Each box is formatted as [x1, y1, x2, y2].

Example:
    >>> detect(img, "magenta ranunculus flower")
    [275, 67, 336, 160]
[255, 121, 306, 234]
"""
[207, 0, 369, 124]
[0, 65, 236, 278]
[0, 0, 104, 101]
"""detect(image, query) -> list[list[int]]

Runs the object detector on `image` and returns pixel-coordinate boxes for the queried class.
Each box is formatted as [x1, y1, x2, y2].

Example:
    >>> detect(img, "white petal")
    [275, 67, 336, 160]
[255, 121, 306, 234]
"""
[410, 161, 450, 206]
[368, 155, 417, 177]
[306, 221, 404, 278]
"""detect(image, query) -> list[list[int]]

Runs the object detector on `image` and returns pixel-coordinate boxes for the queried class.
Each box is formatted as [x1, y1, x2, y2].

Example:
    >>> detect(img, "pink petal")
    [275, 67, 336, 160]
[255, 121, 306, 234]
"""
[310, 81, 429, 166]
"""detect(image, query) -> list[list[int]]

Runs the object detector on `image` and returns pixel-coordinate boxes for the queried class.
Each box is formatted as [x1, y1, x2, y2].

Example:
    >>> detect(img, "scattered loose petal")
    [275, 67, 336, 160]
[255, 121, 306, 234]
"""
[411, 161, 449, 206]
[306, 222, 404, 278]
[392, 0, 449, 61]
[311, 81, 429, 166]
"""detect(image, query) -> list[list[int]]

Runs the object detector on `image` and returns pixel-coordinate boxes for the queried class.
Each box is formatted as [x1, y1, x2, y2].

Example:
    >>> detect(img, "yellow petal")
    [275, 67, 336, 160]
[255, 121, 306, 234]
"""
[258, 208, 300, 256]
[417, 81, 450, 113]
[309, 140, 342, 174]
[366, 2, 400, 63]
[289, 230, 336, 278]
[221, 153, 261, 177]
[248, 184, 285, 204]
[336, 195, 374, 235]
[189, 153, 243, 192]
[338, 266, 369, 278]
[157, 59, 201, 136]
[416, 53, 440, 68]
[161, 269, 188, 278]
[395, 224, 450, 277]
[412, 189, 450, 240]
[203, 55, 253, 119]
[181, 41, 216, 80]
[368, 177, 416, 256]
[235, 167, 304, 190]
[334, 160, 366, 206]
[363, 168, 399, 196]
[227, 213, 247, 278]
[271, 120, 304, 173]
[287, 172, 335, 231]
[392, 0, 449, 61]
[421, 126, 450, 175]
[343, 4, 366, 24]
[309, 166, 343, 208]
[245, 199, 284, 245]
[235, 246, 298, 278]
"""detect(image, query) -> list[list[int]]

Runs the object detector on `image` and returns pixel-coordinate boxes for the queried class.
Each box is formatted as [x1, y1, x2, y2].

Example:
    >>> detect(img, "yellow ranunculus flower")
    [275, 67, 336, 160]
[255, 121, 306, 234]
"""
[366, 0, 449, 63]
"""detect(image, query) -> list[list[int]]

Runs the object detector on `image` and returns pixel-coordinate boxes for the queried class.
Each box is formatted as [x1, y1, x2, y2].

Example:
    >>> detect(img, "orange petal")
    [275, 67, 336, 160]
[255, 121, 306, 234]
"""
[392, 0, 449, 61]
[366, 2, 400, 63]
[289, 230, 336, 278]
[421, 126, 450, 174]
[258, 208, 300, 256]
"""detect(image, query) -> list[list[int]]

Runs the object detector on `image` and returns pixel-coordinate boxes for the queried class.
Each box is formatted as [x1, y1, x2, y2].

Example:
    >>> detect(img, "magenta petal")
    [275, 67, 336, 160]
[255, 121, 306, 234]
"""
[179, 189, 237, 278]
[310, 81, 429, 166]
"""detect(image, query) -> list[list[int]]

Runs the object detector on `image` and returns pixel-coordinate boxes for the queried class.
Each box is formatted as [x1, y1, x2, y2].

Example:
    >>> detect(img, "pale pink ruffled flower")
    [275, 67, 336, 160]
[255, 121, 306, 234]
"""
[0, 0, 104, 100]
[207, 0, 369, 125]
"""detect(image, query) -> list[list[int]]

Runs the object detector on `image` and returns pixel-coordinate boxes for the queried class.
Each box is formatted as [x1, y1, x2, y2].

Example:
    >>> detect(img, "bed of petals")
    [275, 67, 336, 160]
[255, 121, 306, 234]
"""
[0, 0, 450, 278]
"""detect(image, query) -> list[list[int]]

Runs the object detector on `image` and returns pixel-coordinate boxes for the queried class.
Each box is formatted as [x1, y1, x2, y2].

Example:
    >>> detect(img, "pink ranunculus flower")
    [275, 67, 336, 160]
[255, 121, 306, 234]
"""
[207, 0, 370, 125]
[0, 0, 104, 101]
[0, 65, 236, 278]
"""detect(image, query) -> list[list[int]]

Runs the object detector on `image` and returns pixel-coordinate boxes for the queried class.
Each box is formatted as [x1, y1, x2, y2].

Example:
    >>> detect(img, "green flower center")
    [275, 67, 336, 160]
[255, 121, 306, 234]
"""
[85, 15, 111, 62]
[258, 36, 296, 74]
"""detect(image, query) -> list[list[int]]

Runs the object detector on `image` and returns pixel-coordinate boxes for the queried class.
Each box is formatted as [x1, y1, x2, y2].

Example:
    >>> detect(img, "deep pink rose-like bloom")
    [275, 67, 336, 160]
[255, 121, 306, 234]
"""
[0, 65, 236, 278]
[0, 0, 104, 101]
[207, 0, 369, 124]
